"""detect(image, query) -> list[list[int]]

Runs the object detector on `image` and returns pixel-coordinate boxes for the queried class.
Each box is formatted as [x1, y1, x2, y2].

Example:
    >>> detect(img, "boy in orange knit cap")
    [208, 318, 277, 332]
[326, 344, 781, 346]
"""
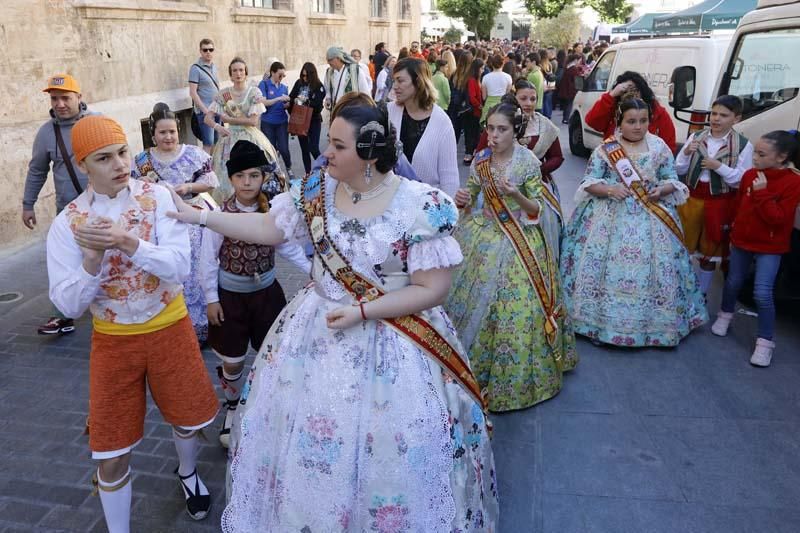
[46, 115, 219, 531]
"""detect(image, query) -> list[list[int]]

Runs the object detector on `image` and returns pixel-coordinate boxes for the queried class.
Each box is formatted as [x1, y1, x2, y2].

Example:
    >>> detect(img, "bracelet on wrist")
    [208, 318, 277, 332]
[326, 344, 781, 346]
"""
[198, 209, 209, 227]
[359, 302, 368, 321]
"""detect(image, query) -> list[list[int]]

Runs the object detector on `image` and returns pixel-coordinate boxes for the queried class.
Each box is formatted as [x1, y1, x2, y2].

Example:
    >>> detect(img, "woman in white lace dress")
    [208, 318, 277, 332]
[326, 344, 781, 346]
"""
[168, 97, 499, 532]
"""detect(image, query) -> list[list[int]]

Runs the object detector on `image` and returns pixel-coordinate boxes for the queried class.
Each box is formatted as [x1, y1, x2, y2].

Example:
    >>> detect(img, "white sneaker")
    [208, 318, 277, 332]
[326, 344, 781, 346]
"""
[711, 311, 734, 337]
[750, 338, 775, 367]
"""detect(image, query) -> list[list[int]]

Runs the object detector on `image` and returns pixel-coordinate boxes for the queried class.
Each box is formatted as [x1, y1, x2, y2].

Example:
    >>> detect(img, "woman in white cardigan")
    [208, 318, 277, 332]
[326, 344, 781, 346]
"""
[387, 57, 460, 198]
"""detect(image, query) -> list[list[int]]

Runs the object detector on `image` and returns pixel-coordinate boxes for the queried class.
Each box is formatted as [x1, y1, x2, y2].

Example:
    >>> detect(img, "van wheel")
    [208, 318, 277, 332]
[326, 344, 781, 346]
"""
[569, 114, 591, 158]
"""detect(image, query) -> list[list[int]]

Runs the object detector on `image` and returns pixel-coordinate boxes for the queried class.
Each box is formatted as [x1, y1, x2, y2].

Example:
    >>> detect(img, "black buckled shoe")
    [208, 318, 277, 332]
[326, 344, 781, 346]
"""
[176, 467, 210, 520]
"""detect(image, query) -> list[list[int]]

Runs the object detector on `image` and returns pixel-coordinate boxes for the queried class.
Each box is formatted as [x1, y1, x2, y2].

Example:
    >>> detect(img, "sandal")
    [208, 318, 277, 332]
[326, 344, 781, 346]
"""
[176, 467, 210, 520]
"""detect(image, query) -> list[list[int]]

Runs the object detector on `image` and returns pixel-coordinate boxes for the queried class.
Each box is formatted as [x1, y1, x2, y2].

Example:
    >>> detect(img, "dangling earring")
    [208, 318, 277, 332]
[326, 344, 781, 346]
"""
[364, 162, 372, 185]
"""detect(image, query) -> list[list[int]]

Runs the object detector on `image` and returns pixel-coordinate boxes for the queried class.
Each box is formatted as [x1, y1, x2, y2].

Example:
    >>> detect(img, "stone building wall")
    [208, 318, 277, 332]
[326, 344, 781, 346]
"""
[1, 0, 419, 247]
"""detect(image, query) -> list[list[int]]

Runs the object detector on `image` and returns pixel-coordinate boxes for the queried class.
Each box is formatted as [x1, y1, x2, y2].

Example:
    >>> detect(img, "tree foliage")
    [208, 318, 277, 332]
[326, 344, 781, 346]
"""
[530, 5, 586, 49]
[443, 26, 464, 43]
[583, 0, 633, 23]
[525, 0, 633, 23]
[438, 0, 503, 39]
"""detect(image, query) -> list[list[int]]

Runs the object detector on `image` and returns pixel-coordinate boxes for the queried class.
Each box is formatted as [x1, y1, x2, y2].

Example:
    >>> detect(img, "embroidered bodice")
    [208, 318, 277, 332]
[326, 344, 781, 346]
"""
[271, 174, 463, 302]
[219, 197, 275, 275]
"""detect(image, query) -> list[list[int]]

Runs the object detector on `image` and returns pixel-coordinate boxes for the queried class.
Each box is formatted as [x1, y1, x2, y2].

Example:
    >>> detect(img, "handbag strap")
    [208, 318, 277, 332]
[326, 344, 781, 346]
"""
[193, 63, 219, 91]
[53, 123, 83, 195]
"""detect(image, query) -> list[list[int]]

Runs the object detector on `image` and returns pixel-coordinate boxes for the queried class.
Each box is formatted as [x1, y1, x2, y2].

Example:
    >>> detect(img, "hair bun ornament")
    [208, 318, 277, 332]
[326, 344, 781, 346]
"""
[356, 120, 388, 160]
[360, 121, 385, 137]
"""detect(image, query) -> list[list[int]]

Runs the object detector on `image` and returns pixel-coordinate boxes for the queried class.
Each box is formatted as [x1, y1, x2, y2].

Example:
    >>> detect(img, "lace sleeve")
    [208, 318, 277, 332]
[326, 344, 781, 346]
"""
[270, 189, 310, 245]
[406, 185, 463, 273]
[655, 139, 689, 206]
[575, 147, 612, 204]
[246, 86, 267, 117]
[407, 235, 463, 273]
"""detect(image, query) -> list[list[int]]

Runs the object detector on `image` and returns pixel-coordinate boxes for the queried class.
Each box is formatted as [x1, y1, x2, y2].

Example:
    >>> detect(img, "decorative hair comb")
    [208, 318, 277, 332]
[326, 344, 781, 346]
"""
[360, 121, 385, 136]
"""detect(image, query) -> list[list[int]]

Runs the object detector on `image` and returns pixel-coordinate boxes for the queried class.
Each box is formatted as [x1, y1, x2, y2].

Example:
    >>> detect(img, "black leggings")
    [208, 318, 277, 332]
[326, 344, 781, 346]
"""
[463, 114, 481, 156]
[297, 119, 322, 174]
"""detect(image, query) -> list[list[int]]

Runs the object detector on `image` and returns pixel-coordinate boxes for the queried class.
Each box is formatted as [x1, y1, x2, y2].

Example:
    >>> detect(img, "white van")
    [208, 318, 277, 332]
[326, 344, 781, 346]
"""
[669, 0, 800, 304]
[568, 35, 731, 156]
[671, 0, 800, 145]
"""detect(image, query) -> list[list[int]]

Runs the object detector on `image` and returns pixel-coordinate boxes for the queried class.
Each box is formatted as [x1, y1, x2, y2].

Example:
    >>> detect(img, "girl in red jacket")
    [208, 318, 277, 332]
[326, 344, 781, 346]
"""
[585, 71, 677, 153]
[711, 130, 800, 367]
[462, 58, 485, 165]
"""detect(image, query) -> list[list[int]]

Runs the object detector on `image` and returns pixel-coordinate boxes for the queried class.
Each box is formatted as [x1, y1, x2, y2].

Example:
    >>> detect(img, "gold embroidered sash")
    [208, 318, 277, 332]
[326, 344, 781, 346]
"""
[602, 136, 685, 246]
[474, 156, 561, 350]
[301, 171, 488, 411]
[540, 182, 564, 224]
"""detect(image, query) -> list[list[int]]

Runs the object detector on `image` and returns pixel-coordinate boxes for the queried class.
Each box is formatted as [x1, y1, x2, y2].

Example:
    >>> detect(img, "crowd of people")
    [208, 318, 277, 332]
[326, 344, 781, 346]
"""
[20, 34, 800, 532]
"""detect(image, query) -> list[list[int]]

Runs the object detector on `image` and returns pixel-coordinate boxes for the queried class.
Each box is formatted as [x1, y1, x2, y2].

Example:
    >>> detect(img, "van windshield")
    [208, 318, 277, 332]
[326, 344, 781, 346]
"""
[723, 28, 800, 119]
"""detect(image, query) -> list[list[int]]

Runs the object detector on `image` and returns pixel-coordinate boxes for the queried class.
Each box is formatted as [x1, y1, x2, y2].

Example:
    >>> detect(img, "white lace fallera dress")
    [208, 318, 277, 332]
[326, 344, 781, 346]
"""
[222, 174, 499, 532]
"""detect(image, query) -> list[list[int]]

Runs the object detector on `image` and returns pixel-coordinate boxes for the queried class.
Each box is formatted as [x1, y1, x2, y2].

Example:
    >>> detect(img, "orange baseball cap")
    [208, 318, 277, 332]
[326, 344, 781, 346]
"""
[43, 74, 81, 94]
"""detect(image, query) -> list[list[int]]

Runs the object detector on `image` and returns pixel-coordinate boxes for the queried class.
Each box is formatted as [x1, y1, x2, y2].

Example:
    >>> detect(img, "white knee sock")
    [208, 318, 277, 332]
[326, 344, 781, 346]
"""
[698, 269, 714, 294]
[173, 430, 209, 497]
[97, 467, 132, 533]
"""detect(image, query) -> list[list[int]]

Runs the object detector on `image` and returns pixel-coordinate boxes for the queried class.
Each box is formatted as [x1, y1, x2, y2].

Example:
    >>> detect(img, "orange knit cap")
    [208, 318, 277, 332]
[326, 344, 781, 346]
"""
[71, 115, 128, 163]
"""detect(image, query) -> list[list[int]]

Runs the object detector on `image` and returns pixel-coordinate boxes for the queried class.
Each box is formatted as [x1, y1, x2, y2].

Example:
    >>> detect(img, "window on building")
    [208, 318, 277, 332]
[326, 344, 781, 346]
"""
[371, 0, 387, 17]
[241, 0, 274, 7]
[311, 0, 335, 13]
[398, 0, 410, 19]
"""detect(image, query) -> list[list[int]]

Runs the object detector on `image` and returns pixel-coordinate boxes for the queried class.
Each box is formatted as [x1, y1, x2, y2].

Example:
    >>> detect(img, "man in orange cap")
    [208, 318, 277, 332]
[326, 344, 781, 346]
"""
[46, 115, 219, 532]
[24, 74, 95, 335]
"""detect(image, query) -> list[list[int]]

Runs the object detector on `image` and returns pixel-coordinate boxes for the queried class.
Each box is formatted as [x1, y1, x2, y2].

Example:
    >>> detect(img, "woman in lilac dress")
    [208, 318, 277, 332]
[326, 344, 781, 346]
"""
[131, 103, 219, 342]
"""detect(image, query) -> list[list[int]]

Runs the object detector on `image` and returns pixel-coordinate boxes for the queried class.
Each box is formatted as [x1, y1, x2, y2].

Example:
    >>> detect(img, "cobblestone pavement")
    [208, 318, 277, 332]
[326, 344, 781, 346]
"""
[2, 120, 800, 532]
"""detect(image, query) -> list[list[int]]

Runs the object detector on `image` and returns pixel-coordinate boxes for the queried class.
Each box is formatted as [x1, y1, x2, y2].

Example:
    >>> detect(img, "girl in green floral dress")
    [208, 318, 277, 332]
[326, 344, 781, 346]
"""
[447, 100, 578, 412]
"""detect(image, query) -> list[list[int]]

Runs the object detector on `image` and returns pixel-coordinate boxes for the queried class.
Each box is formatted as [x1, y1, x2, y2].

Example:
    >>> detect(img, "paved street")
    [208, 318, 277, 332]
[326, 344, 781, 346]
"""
[1, 116, 799, 532]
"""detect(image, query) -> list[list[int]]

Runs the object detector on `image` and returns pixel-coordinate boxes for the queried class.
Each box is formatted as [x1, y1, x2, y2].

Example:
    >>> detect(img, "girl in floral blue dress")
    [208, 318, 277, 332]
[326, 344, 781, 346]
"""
[131, 103, 218, 342]
[560, 98, 707, 347]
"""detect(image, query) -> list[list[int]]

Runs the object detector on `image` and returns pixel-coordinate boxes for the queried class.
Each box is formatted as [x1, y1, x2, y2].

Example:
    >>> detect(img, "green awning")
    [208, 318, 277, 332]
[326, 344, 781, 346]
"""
[612, 13, 662, 35]
[652, 0, 757, 33]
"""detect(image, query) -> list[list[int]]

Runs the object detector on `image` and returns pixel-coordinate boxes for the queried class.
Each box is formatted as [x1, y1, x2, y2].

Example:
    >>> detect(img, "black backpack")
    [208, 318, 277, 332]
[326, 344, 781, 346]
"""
[449, 83, 472, 117]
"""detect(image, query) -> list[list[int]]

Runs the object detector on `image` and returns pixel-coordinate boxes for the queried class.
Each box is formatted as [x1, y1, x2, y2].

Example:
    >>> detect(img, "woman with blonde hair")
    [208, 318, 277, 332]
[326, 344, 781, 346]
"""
[388, 57, 459, 196]
[441, 49, 457, 79]
[205, 57, 284, 203]
[539, 49, 556, 118]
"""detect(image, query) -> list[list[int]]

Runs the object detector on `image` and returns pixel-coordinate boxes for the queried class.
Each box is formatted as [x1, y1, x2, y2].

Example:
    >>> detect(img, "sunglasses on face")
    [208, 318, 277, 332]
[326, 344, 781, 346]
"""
[202, 48, 214, 53]
[301, 73, 308, 77]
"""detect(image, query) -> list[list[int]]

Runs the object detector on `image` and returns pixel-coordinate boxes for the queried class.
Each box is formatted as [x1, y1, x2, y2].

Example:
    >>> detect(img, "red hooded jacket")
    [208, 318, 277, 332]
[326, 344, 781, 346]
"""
[731, 166, 800, 255]
[585, 92, 677, 153]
